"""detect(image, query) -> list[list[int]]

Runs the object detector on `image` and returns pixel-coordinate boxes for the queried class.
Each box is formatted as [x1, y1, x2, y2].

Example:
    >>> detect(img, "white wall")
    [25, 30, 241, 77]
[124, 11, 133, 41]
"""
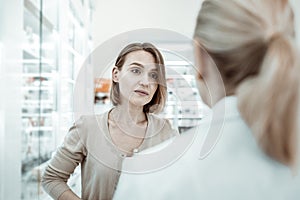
[91, 0, 203, 80]
[92, 0, 203, 46]
[93, 0, 300, 48]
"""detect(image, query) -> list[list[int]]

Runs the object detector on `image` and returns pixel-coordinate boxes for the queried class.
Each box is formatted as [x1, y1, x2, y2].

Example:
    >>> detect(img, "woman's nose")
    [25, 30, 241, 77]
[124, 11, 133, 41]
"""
[139, 73, 150, 86]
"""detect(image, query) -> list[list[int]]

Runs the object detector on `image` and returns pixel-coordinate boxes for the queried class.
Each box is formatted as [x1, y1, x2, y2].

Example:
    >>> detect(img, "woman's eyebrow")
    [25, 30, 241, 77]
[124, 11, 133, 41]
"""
[129, 62, 144, 68]
[129, 62, 158, 71]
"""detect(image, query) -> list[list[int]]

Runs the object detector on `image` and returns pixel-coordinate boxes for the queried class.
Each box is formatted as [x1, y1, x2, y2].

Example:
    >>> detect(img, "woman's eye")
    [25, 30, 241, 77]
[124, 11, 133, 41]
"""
[131, 68, 141, 74]
[150, 72, 158, 80]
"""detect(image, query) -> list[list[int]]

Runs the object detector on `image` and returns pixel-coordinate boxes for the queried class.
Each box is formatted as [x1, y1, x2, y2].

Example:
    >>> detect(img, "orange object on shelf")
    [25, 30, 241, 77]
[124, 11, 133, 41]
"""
[94, 78, 111, 93]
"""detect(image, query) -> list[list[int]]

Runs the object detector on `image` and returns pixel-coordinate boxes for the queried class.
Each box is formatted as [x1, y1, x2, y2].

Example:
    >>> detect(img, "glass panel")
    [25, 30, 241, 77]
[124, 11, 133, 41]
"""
[21, 0, 58, 199]
[20, 0, 95, 198]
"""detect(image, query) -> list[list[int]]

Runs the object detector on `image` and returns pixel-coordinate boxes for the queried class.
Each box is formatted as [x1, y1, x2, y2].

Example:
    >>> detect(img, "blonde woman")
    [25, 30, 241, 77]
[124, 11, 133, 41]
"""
[114, 0, 300, 199]
[42, 43, 178, 200]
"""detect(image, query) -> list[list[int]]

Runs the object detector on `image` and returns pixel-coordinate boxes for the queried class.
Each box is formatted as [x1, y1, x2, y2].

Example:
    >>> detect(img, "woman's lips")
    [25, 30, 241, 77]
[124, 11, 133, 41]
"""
[134, 90, 149, 96]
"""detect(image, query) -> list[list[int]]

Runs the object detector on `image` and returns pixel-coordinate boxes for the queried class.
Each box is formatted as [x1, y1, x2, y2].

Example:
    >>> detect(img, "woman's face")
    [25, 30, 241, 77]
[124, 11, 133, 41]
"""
[113, 50, 159, 107]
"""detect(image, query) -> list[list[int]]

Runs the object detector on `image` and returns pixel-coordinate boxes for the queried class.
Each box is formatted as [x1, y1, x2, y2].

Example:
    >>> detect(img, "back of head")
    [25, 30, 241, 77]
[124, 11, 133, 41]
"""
[194, 0, 300, 168]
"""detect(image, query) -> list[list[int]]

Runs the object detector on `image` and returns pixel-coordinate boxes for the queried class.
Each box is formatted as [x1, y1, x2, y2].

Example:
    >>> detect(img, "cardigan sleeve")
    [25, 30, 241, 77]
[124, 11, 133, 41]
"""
[42, 118, 87, 200]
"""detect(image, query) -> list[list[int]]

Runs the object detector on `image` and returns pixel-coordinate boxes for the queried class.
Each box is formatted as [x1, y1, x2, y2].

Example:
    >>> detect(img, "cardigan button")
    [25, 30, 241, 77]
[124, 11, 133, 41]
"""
[133, 148, 139, 153]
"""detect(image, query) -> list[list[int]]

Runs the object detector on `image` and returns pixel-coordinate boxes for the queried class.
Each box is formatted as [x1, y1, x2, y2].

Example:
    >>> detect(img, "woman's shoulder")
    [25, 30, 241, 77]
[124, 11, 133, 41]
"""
[71, 111, 110, 140]
[147, 113, 177, 134]
[77, 110, 109, 126]
[147, 112, 166, 123]
[78, 111, 108, 121]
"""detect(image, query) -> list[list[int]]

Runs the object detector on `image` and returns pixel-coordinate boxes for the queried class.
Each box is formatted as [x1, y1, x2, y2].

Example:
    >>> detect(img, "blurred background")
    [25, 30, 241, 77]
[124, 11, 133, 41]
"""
[0, 0, 299, 199]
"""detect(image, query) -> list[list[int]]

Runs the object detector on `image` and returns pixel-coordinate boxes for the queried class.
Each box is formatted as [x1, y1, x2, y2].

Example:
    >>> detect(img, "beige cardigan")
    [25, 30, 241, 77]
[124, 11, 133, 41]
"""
[42, 110, 178, 200]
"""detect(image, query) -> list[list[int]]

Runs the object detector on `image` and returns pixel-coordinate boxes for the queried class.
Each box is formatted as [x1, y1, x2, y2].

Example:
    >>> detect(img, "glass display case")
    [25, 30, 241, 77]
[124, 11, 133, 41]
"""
[162, 56, 210, 133]
[20, 0, 94, 199]
[21, 0, 56, 199]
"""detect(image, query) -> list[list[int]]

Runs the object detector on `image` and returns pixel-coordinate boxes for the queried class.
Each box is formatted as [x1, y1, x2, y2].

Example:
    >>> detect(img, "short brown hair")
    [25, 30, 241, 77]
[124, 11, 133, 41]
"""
[110, 42, 167, 113]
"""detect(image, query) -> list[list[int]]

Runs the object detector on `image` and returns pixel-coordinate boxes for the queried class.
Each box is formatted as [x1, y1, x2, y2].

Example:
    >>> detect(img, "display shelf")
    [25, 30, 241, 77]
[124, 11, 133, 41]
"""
[22, 113, 53, 117]
[167, 74, 195, 79]
[22, 73, 54, 77]
[21, 160, 54, 200]
[166, 100, 201, 106]
[25, 127, 53, 131]
[22, 50, 55, 66]
[22, 86, 53, 90]
[160, 54, 209, 132]
[94, 78, 112, 113]
[24, 0, 54, 32]
[164, 115, 203, 120]
[21, 0, 95, 199]
[21, 59, 54, 65]
[23, 100, 53, 104]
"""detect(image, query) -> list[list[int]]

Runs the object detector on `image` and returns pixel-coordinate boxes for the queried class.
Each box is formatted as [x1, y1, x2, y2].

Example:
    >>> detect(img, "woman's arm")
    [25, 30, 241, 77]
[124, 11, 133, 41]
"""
[42, 121, 87, 200]
[58, 189, 81, 200]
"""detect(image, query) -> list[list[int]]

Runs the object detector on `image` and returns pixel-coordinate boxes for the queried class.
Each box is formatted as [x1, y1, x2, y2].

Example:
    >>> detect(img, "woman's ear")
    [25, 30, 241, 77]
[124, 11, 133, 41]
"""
[194, 42, 209, 80]
[112, 67, 119, 82]
[194, 40, 226, 107]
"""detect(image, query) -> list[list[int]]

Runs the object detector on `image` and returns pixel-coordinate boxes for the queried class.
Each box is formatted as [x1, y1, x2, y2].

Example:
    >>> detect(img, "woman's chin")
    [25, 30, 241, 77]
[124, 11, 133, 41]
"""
[130, 98, 151, 108]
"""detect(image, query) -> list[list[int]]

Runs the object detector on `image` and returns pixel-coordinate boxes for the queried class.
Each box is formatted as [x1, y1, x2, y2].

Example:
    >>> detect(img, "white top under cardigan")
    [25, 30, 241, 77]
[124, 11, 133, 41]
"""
[42, 109, 178, 200]
[114, 96, 300, 200]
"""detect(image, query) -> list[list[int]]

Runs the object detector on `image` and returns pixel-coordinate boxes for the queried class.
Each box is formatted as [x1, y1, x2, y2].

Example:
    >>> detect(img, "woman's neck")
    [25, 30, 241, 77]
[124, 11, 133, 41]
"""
[109, 104, 148, 140]
[112, 104, 147, 125]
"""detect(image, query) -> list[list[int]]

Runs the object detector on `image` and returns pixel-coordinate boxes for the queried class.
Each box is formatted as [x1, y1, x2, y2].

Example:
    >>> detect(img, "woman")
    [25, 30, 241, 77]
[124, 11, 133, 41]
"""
[42, 42, 178, 200]
[193, 0, 299, 167]
[114, 0, 300, 199]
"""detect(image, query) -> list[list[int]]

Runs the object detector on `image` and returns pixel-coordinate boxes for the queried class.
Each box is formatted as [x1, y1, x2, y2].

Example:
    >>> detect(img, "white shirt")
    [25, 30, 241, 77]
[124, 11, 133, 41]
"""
[114, 96, 300, 200]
